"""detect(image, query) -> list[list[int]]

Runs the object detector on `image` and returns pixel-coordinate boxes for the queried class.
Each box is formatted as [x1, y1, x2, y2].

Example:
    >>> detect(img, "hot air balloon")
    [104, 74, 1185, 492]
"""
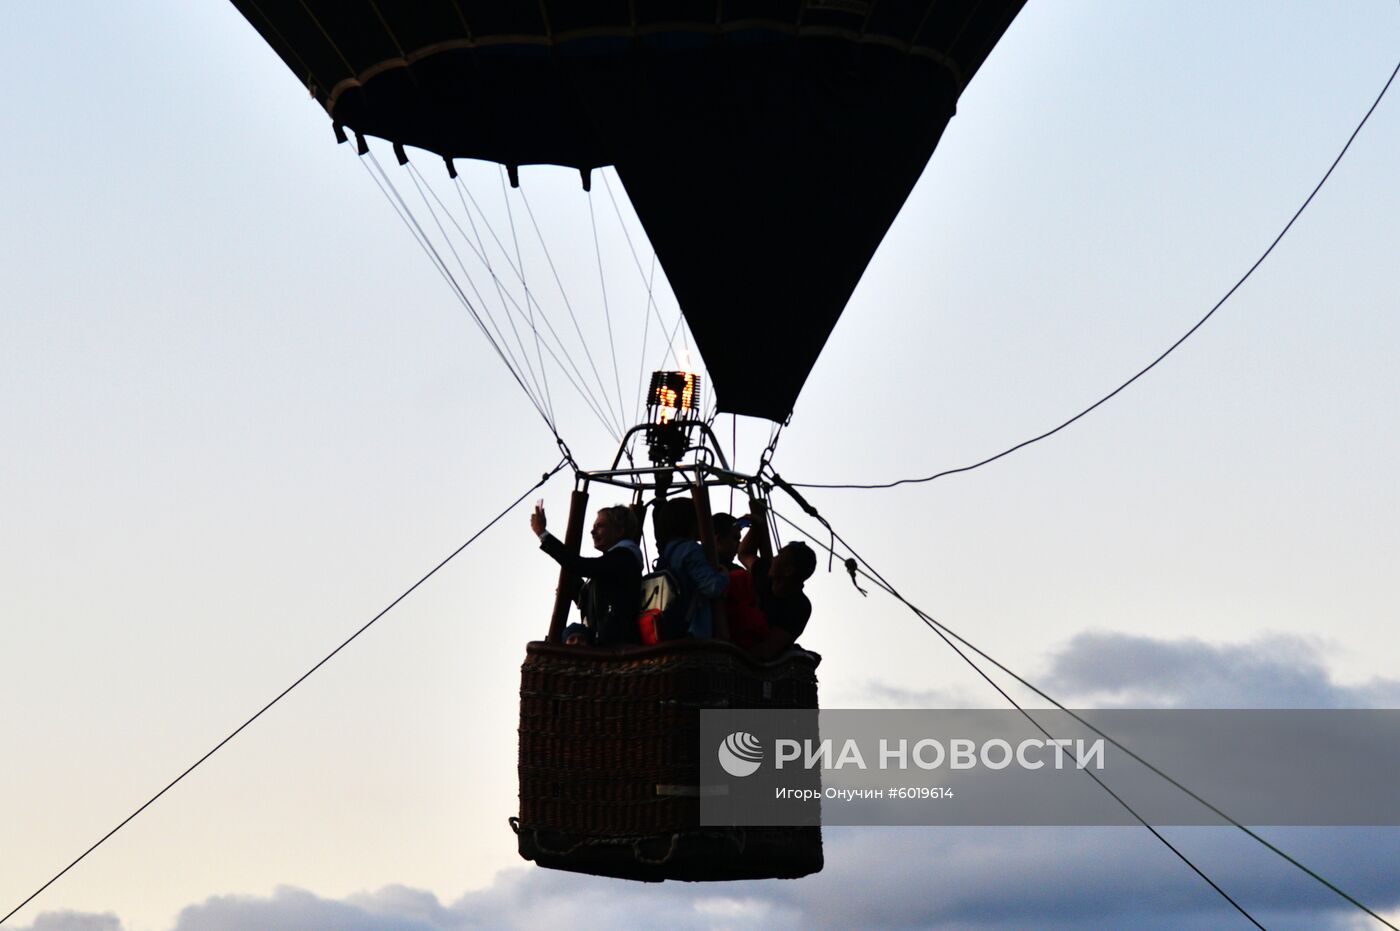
[230, 0, 1025, 882]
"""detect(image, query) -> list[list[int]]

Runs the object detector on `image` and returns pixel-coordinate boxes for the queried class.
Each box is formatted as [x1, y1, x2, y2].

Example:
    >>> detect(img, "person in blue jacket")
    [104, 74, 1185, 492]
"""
[651, 497, 729, 639]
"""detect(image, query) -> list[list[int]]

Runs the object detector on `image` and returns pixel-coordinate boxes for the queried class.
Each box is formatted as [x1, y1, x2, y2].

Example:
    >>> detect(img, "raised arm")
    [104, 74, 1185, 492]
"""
[677, 541, 729, 597]
[540, 532, 623, 580]
[737, 515, 766, 571]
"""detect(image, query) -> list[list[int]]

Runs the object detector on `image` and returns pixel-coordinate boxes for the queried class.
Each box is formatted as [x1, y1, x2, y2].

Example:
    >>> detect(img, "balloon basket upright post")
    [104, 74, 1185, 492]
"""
[545, 485, 590, 644]
[513, 370, 823, 882]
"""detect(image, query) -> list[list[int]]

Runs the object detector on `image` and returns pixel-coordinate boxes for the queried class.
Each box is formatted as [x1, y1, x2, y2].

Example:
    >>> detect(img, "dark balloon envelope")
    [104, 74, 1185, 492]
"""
[232, 0, 1025, 423]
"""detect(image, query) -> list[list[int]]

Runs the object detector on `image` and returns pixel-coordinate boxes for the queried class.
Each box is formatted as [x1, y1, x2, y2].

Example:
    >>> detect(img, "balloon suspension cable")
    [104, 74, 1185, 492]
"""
[556, 434, 580, 476]
[353, 141, 617, 464]
[757, 424, 784, 478]
[355, 147, 560, 440]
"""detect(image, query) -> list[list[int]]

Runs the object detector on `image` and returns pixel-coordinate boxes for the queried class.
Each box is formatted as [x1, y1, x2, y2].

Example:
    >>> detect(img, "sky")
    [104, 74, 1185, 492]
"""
[2, 2, 1399, 929]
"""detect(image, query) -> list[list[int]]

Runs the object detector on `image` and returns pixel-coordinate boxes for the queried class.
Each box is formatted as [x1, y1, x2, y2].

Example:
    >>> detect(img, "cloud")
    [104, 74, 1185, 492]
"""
[16, 827, 1400, 931]
[15, 635, 1400, 931]
[857, 631, 1400, 710]
[167, 886, 443, 931]
[17, 913, 124, 931]
[1042, 632, 1400, 708]
[861, 681, 983, 708]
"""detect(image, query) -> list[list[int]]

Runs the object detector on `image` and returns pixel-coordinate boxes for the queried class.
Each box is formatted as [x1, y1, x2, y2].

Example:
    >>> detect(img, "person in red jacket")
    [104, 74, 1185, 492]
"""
[736, 521, 816, 661]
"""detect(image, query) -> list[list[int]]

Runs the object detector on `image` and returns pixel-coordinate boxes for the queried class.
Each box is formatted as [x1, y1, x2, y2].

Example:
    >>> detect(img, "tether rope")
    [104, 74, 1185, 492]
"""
[792, 53, 1400, 492]
[767, 495, 1397, 930]
[766, 514, 1263, 928]
[0, 460, 570, 926]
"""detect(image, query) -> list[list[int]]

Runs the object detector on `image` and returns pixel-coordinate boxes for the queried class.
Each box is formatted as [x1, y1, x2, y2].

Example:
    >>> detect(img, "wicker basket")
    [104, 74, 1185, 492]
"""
[515, 639, 823, 881]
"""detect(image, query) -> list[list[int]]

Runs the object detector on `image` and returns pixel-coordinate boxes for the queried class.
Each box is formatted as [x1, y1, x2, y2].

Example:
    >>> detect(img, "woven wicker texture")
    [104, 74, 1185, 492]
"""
[516, 639, 823, 880]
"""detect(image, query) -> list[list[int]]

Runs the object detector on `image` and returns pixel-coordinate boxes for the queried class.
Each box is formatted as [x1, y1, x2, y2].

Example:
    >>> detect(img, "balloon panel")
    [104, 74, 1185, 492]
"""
[231, 0, 1025, 421]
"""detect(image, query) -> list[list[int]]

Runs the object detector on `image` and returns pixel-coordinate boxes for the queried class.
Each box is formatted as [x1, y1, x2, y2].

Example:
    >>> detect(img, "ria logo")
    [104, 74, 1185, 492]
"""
[718, 731, 764, 778]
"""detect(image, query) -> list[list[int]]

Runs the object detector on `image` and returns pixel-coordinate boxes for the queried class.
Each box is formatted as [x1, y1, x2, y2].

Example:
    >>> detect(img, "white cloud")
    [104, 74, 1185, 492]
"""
[14, 634, 1400, 931]
[17, 827, 1400, 931]
[857, 631, 1400, 710]
[1043, 632, 1400, 708]
[19, 913, 124, 931]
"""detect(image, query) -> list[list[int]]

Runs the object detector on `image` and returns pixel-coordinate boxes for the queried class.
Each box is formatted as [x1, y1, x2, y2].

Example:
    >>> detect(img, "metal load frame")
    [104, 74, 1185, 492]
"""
[544, 419, 773, 643]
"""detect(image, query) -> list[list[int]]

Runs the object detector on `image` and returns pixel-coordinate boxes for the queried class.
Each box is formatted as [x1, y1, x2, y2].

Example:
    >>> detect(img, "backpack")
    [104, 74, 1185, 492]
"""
[637, 543, 698, 644]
